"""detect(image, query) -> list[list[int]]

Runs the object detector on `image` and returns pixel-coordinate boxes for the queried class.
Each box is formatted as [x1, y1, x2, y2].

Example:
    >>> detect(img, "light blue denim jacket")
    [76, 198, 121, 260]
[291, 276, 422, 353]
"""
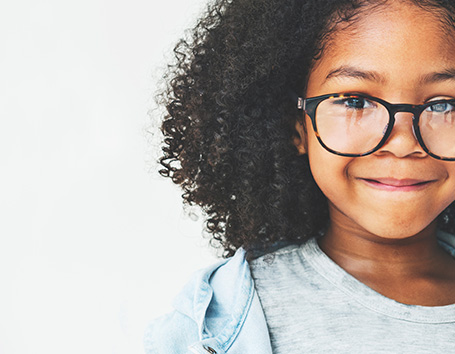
[144, 248, 272, 354]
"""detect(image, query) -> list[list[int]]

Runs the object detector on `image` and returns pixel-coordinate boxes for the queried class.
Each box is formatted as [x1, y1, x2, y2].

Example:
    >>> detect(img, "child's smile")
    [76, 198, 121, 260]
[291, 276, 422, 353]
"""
[295, 2, 455, 241]
[358, 177, 435, 192]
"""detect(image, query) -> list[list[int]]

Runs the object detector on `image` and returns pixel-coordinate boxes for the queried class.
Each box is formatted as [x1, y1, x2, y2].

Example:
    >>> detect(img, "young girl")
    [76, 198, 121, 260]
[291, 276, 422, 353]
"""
[146, 0, 455, 352]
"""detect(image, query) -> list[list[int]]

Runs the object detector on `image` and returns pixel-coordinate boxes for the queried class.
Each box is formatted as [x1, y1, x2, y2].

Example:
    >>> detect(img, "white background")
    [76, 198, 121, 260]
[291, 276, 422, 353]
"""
[0, 0, 218, 353]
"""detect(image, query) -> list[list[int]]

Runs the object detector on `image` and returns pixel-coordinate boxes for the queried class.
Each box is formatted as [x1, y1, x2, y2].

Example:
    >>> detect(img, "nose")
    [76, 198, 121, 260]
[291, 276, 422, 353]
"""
[377, 111, 427, 158]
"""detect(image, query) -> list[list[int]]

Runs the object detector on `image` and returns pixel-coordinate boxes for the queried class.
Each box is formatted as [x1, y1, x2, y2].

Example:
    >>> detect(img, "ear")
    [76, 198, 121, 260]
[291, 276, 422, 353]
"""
[293, 118, 307, 155]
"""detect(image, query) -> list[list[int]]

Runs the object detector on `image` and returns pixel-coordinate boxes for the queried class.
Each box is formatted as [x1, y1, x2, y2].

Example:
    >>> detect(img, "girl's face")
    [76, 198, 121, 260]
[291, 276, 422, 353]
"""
[295, 2, 455, 240]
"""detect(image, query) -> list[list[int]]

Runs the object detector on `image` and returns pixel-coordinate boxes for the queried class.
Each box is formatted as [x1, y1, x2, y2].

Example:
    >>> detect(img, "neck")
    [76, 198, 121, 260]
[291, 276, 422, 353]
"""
[319, 220, 447, 278]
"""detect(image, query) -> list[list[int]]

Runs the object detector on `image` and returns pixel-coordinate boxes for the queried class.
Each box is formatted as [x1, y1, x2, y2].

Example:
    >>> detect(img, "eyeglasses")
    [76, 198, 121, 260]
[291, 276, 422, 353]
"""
[297, 93, 455, 161]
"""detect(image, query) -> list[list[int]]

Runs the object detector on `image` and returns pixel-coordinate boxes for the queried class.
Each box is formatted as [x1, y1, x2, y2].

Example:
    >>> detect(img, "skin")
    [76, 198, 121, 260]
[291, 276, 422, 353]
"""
[294, 1, 455, 306]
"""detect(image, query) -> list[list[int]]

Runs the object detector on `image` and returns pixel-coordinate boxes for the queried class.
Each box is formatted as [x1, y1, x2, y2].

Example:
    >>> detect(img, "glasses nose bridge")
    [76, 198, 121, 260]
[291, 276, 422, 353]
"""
[388, 103, 419, 119]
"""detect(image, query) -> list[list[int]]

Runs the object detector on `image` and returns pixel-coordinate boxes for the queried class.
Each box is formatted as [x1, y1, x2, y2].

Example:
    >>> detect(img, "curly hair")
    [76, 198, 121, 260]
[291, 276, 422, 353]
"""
[157, 0, 455, 257]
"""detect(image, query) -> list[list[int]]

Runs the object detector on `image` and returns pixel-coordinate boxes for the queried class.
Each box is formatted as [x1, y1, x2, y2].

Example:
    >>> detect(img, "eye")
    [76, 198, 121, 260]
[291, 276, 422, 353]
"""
[425, 101, 454, 113]
[333, 96, 376, 110]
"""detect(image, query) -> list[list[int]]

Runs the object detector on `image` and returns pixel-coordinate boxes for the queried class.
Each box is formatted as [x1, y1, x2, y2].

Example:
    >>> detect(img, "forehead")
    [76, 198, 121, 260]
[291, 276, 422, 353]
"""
[307, 2, 455, 95]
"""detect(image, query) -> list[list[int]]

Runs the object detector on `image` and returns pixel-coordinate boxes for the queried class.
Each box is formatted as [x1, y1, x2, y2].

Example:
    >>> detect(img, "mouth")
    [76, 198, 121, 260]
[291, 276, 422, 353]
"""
[359, 178, 434, 191]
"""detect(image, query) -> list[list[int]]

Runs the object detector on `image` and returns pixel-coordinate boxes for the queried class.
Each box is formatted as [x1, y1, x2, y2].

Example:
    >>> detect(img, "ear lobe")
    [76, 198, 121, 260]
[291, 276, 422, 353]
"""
[293, 120, 307, 155]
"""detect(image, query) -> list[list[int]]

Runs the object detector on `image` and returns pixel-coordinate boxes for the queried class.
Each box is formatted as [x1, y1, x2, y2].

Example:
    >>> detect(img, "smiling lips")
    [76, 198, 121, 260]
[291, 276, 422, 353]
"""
[360, 178, 434, 191]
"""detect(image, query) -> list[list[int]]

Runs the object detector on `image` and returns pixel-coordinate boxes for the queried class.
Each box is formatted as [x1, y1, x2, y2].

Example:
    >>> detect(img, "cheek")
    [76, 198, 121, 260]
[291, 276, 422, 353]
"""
[306, 132, 352, 199]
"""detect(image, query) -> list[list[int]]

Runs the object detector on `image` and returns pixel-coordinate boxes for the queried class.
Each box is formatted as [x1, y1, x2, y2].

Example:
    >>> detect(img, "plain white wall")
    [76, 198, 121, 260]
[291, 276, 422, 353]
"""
[0, 0, 218, 353]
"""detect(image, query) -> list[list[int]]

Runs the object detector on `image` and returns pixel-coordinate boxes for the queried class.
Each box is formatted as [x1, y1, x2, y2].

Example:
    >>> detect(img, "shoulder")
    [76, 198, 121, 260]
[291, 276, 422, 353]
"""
[249, 242, 305, 270]
[144, 248, 253, 353]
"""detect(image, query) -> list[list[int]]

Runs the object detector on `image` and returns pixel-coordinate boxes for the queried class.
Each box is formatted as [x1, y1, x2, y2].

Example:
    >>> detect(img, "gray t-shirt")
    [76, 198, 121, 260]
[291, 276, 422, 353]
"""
[249, 233, 455, 353]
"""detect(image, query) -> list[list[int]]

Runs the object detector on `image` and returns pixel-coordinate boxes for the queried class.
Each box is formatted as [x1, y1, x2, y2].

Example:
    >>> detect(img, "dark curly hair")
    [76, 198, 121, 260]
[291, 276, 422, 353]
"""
[157, 0, 455, 257]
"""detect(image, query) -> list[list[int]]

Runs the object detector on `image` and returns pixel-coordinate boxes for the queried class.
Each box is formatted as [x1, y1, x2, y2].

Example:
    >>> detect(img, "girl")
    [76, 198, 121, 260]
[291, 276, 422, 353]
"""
[146, 0, 455, 352]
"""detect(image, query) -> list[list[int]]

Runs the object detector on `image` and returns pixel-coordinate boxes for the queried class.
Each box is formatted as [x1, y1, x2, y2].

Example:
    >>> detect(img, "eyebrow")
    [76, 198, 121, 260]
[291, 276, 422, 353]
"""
[419, 69, 455, 84]
[325, 66, 387, 84]
[325, 66, 455, 85]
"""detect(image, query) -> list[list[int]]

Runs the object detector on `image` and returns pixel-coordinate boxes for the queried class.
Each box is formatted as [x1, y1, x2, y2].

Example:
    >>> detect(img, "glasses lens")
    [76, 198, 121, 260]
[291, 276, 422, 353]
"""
[419, 101, 455, 159]
[315, 96, 389, 155]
